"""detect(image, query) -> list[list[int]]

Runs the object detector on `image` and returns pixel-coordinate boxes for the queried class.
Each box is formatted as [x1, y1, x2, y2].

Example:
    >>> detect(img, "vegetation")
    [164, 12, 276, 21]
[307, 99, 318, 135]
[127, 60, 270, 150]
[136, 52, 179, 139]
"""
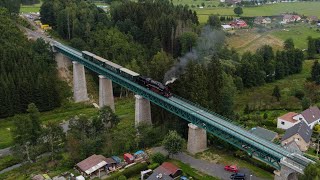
[299, 161, 320, 180]
[163, 130, 186, 157]
[234, 7, 243, 16]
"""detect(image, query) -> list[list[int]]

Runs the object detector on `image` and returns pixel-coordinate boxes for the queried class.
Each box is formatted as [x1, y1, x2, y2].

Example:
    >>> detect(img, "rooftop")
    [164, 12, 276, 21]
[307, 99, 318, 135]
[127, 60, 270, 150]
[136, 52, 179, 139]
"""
[300, 106, 320, 124]
[282, 121, 313, 143]
[278, 112, 299, 123]
[76, 154, 108, 175]
[249, 127, 278, 141]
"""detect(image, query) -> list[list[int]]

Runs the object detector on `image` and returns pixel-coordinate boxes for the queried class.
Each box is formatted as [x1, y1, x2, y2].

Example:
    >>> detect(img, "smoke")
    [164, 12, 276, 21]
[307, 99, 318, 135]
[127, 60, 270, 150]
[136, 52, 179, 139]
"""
[163, 26, 225, 83]
[165, 77, 178, 85]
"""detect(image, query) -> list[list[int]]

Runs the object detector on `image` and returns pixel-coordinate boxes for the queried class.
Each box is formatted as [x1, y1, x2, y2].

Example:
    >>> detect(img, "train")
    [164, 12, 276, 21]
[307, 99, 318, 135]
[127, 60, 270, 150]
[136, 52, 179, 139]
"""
[82, 51, 172, 98]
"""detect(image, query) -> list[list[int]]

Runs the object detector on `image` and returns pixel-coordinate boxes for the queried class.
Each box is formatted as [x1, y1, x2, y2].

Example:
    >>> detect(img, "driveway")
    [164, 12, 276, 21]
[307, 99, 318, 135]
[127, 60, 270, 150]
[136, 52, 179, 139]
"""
[151, 147, 269, 180]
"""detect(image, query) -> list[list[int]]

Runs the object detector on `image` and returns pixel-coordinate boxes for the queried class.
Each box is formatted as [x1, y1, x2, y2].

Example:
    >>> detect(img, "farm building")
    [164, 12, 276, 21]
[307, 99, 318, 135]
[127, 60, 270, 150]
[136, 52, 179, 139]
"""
[229, 19, 248, 28]
[76, 154, 111, 178]
[254, 16, 271, 25]
[147, 162, 182, 180]
[281, 121, 312, 152]
[281, 14, 301, 24]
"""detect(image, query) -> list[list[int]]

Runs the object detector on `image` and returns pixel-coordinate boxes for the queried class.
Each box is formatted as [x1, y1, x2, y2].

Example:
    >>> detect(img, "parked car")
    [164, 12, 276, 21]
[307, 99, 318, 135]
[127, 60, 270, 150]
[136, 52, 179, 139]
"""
[224, 165, 239, 173]
[230, 173, 246, 180]
[180, 176, 189, 180]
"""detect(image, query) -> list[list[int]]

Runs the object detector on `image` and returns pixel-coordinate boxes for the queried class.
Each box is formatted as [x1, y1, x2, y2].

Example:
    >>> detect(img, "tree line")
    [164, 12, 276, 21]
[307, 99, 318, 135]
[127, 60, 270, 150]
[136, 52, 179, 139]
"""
[0, 8, 61, 118]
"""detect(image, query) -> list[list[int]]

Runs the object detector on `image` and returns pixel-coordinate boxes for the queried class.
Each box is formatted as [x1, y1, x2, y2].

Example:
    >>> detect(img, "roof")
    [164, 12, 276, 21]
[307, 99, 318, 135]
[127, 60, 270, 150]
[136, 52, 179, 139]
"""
[105, 158, 116, 164]
[124, 153, 134, 160]
[283, 141, 302, 154]
[281, 121, 313, 143]
[76, 154, 108, 175]
[221, 25, 232, 29]
[278, 112, 298, 123]
[161, 162, 181, 176]
[134, 150, 145, 155]
[249, 127, 278, 141]
[300, 106, 320, 124]
[111, 156, 121, 163]
[278, 112, 299, 123]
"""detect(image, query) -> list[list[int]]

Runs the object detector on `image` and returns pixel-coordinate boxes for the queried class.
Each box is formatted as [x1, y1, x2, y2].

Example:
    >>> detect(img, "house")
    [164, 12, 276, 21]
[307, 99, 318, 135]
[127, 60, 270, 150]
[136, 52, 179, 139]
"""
[229, 19, 248, 28]
[76, 154, 110, 178]
[124, 153, 135, 164]
[249, 127, 278, 141]
[221, 24, 233, 30]
[282, 14, 301, 24]
[283, 140, 302, 155]
[308, 16, 318, 23]
[146, 162, 182, 180]
[225, 0, 241, 4]
[281, 121, 313, 152]
[254, 17, 272, 25]
[277, 112, 299, 130]
[295, 106, 320, 128]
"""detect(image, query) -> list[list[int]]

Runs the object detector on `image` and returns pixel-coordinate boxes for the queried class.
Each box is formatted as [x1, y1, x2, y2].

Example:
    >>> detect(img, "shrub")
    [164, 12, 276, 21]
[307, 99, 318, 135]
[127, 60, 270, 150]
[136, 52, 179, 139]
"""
[294, 89, 305, 100]
[148, 163, 159, 170]
[151, 152, 166, 164]
[107, 162, 148, 179]
[118, 175, 127, 180]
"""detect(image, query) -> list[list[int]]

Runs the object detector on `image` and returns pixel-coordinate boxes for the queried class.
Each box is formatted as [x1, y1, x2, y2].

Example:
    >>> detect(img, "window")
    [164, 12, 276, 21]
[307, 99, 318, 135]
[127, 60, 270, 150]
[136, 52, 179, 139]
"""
[281, 121, 285, 125]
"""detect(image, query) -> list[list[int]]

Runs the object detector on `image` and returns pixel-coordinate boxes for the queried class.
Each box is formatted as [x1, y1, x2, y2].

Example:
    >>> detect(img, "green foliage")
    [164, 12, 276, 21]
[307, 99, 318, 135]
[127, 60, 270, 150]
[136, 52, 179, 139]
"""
[284, 38, 295, 50]
[148, 163, 160, 170]
[207, 15, 221, 29]
[299, 161, 320, 180]
[233, 7, 243, 16]
[0, 155, 20, 171]
[106, 162, 148, 179]
[137, 124, 165, 148]
[311, 60, 320, 84]
[163, 130, 185, 156]
[151, 152, 167, 164]
[272, 85, 281, 101]
[0, 13, 61, 118]
[178, 32, 198, 55]
[148, 51, 174, 81]
[0, 1, 20, 14]
[301, 97, 311, 110]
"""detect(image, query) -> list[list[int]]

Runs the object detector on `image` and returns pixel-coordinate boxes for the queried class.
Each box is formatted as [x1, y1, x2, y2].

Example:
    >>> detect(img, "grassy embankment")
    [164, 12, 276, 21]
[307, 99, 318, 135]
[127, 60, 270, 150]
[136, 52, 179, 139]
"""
[20, 2, 42, 13]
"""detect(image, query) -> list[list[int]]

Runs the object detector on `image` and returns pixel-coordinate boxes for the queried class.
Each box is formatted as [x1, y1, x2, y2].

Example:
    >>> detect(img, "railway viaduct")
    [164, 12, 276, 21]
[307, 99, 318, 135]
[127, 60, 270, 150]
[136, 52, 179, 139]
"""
[53, 42, 313, 180]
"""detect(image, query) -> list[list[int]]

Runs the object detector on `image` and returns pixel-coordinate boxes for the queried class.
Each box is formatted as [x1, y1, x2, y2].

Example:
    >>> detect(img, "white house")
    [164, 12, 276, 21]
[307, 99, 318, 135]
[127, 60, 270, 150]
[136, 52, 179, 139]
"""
[277, 112, 299, 130]
[293, 106, 320, 129]
[277, 106, 320, 130]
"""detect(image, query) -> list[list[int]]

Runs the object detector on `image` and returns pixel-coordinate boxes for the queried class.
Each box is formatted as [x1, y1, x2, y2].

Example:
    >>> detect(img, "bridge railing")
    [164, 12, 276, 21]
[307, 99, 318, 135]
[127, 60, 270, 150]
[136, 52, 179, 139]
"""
[172, 95, 244, 127]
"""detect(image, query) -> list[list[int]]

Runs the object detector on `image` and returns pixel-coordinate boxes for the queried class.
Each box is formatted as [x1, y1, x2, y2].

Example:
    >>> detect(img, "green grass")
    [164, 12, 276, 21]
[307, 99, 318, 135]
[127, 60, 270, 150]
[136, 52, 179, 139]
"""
[169, 159, 220, 180]
[194, 2, 320, 23]
[20, 2, 42, 13]
[235, 60, 314, 113]
[271, 25, 320, 50]
[196, 149, 274, 179]
[0, 155, 20, 171]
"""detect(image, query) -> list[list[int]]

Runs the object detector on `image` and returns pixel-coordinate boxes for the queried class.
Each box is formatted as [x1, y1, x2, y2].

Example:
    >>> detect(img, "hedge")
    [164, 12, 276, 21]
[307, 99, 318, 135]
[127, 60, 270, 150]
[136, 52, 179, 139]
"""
[106, 162, 148, 180]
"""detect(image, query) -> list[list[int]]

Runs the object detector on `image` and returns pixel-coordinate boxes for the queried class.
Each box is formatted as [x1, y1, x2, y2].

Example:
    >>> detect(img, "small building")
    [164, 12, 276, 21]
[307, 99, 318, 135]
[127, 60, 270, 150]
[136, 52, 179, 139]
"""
[229, 19, 248, 28]
[249, 127, 278, 141]
[134, 150, 148, 162]
[221, 24, 233, 30]
[307, 16, 318, 23]
[283, 140, 302, 155]
[254, 16, 271, 25]
[282, 14, 301, 24]
[76, 154, 109, 178]
[105, 157, 117, 172]
[147, 162, 182, 180]
[281, 121, 312, 152]
[124, 153, 135, 164]
[111, 156, 122, 165]
[277, 112, 299, 130]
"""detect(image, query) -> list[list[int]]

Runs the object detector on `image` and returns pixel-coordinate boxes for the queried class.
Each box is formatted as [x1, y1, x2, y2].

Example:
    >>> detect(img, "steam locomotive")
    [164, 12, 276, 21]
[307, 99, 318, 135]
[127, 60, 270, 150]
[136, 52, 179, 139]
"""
[82, 51, 172, 98]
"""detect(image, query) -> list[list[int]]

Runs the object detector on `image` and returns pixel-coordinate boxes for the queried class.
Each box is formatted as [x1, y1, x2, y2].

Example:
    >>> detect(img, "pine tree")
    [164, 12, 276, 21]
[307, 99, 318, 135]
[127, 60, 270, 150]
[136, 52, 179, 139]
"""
[272, 85, 281, 101]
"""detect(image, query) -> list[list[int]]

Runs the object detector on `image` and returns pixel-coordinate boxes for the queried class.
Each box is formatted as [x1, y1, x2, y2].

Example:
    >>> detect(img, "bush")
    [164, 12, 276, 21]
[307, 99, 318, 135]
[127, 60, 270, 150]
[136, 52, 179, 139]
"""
[106, 162, 148, 179]
[151, 152, 166, 164]
[118, 175, 127, 180]
[148, 163, 159, 170]
[294, 89, 305, 100]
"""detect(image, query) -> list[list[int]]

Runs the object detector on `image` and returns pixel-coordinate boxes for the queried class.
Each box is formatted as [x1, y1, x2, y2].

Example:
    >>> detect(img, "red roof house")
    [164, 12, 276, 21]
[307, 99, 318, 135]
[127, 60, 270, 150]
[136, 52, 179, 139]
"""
[229, 19, 248, 28]
[123, 153, 135, 164]
[146, 162, 182, 180]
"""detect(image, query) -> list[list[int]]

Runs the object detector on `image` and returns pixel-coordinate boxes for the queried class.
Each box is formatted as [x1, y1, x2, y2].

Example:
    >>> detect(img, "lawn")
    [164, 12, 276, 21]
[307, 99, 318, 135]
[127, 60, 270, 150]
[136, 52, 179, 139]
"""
[271, 25, 320, 50]
[20, 2, 42, 13]
[234, 60, 315, 113]
[194, 2, 320, 23]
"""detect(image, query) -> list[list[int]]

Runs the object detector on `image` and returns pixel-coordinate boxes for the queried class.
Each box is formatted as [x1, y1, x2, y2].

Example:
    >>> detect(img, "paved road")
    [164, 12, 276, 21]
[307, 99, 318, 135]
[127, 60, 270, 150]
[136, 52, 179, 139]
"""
[151, 147, 270, 180]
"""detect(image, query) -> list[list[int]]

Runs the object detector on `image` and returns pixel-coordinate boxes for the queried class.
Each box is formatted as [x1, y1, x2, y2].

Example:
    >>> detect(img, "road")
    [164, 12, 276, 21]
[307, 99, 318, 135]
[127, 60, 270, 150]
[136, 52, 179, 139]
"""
[151, 147, 269, 180]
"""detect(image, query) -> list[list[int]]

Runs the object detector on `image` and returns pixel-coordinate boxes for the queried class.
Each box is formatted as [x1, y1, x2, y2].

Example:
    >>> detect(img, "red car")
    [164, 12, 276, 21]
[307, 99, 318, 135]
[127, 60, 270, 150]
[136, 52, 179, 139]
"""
[224, 165, 238, 173]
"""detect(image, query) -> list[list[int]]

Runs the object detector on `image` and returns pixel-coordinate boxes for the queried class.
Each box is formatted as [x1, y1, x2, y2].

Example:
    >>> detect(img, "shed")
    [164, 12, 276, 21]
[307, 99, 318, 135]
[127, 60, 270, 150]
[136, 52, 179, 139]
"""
[124, 153, 135, 164]
[76, 154, 108, 178]
[111, 156, 122, 164]
[249, 127, 278, 141]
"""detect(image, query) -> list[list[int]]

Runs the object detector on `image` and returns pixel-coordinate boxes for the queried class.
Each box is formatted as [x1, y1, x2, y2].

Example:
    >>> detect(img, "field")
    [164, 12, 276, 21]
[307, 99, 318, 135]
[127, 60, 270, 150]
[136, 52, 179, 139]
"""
[20, 3, 42, 13]
[191, 2, 320, 24]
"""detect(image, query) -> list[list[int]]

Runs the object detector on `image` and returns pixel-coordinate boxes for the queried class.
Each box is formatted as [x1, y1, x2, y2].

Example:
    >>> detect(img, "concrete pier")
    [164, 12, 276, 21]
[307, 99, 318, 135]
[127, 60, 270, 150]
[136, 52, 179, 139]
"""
[187, 123, 207, 154]
[73, 61, 89, 102]
[55, 52, 72, 69]
[135, 95, 152, 127]
[99, 75, 115, 111]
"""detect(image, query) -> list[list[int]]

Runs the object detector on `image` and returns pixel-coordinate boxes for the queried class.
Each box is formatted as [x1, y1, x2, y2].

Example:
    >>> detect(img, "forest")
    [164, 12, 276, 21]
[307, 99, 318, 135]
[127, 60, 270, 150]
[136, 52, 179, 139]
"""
[0, 7, 61, 118]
